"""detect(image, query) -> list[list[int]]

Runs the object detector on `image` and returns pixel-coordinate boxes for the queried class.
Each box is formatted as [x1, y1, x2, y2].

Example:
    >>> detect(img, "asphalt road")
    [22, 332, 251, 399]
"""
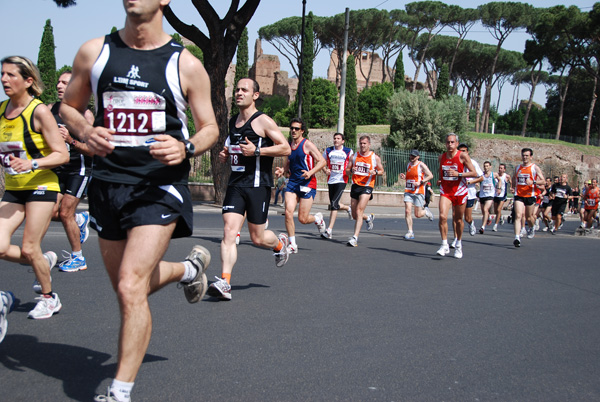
[1, 203, 599, 401]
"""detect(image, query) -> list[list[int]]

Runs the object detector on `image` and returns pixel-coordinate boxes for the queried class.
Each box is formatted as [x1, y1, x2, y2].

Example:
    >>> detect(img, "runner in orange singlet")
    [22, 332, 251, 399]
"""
[511, 148, 545, 247]
[399, 149, 434, 240]
[345, 135, 383, 247]
[436, 133, 478, 259]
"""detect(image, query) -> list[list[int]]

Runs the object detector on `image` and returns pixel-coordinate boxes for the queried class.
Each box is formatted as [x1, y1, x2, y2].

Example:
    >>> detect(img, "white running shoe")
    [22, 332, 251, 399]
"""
[207, 277, 232, 301]
[287, 243, 298, 254]
[28, 293, 62, 319]
[274, 233, 290, 267]
[492, 224, 498, 232]
[450, 238, 457, 249]
[182, 245, 211, 303]
[347, 236, 358, 247]
[1, 291, 15, 343]
[534, 218, 540, 231]
[437, 244, 450, 256]
[527, 227, 535, 239]
[347, 207, 353, 220]
[454, 245, 463, 259]
[235, 232, 240, 245]
[404, 231, 415, 240]
[469, 222, 476, 236]
[33, 251, 57, 294]
[425, 207, 434, 221]
[94, 388, 123, 402]
[314, 212, 326, 235]
[520, 227, 527, 237]
[366, 214, 374, 231]
[514, 237, 521, 247]
[500, 216, 505, 225]
[321, 228, 333, 239]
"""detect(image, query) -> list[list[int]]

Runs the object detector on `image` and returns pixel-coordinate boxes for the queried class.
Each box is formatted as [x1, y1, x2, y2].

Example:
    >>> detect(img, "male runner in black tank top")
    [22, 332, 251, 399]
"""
[210, 78, 291, 301]
[48, 70, 94, 273]
[59, 1, 219, 400]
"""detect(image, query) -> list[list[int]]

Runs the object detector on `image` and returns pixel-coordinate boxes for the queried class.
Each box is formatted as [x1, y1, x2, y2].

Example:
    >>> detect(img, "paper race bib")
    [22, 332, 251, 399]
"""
[229, 144, 245, 172]
[103, 91, 166, 147]
[354, 161, 370, 176]
[442, 164, 458, 181]
[0, 141, 30, 175]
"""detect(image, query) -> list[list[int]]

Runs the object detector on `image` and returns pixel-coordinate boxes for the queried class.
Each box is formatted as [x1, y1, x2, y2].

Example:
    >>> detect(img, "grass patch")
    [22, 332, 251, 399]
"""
[357, 125, 390, 134]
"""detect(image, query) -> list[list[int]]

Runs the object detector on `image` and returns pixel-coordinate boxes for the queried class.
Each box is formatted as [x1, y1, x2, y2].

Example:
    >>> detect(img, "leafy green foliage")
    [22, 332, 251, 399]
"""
[310, 78, 338, 129]
[37, 19, 57, 103]
[357, 82, 394, 124]
[259, 95, 288, 118]
[387, 90, 469, 152]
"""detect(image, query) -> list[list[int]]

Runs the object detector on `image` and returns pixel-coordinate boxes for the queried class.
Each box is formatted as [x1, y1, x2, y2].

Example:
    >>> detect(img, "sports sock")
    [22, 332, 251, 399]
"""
[110, 379, 134, 402]
[289, 236, 296, 246]
[180, 261, 198, 283]
[72, 250, 83, 258]
[456, 240, 462, 247]
[221, 273, 231, 284]
[442, 239, 448, 246]
[273, 241, 283, 252]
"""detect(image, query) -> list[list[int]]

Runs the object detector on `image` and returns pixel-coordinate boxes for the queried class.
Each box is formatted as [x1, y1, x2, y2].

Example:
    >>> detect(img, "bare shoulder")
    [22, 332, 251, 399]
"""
[253, 112, 278, 132]
[76, 36, 107, 65]
[179, 48, 208, 77]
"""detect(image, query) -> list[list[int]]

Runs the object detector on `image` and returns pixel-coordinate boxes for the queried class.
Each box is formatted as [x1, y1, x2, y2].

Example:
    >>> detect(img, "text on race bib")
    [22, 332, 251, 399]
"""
[103, 91, 166, 147]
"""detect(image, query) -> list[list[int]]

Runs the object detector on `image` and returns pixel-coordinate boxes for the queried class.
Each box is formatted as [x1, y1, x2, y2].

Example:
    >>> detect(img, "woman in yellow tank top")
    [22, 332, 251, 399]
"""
[0, 56, 68, 319]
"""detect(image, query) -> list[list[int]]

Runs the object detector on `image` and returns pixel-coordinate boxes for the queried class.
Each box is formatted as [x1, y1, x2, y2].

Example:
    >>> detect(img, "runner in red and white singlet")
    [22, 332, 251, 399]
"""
[435, 133, 478, 259]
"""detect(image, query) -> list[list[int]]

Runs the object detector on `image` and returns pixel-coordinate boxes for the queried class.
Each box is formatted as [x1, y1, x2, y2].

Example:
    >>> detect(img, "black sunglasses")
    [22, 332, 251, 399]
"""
[290, 126, 302, 131]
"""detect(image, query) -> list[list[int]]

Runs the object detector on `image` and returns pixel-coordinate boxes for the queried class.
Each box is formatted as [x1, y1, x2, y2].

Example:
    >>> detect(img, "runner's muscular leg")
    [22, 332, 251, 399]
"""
[100, 222, 179, 383]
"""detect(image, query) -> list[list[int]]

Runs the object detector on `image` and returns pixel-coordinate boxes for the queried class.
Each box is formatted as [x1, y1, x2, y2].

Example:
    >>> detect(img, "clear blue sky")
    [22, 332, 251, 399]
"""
[0, 0, 594, 113]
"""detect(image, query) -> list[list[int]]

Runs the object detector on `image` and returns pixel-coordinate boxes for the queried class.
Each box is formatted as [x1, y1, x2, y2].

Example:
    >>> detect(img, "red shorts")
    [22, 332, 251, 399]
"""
[441, 193, 467, 206]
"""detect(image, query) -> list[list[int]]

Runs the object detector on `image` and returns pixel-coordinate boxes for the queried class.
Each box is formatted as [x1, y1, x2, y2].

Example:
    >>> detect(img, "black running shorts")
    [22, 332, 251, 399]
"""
[87, 179, 193, 241]
[222, 186, 270, 225]
[350, 184, 373, 201]
[57, 171, 89, 198]
[327, 182, 346, 210]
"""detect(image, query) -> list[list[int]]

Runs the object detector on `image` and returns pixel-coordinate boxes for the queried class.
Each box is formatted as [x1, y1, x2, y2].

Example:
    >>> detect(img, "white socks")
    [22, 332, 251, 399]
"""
[180, 260, 198, 283]
[110, 379, 134, 402]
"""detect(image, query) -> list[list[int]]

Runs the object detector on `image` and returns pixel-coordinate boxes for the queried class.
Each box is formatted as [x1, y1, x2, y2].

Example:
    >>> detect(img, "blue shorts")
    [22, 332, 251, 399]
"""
[286, 181, 316, 199]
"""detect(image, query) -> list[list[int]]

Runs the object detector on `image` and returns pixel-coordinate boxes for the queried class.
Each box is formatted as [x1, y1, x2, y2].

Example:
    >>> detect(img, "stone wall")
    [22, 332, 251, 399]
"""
[248, 40, 298, 102]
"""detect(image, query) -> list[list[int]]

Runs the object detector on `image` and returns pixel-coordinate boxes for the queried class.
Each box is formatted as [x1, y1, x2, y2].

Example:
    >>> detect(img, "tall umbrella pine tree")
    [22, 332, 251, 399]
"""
[37, 19, 58, 104]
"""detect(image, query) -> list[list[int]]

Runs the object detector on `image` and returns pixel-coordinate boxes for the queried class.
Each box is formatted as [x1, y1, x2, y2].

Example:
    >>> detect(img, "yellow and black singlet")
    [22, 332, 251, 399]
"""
[0, 98, 60, 191]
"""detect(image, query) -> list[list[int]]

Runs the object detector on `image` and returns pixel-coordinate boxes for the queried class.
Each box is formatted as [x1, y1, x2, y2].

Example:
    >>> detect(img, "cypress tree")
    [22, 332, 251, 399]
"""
[435, 64, 450, 100]
[37, 19, 57, 103]
[231, 28, 249, 117]
[301, 12, 314, 128]
[344, 54, 358, 143]
[393, 52, 405, 91]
